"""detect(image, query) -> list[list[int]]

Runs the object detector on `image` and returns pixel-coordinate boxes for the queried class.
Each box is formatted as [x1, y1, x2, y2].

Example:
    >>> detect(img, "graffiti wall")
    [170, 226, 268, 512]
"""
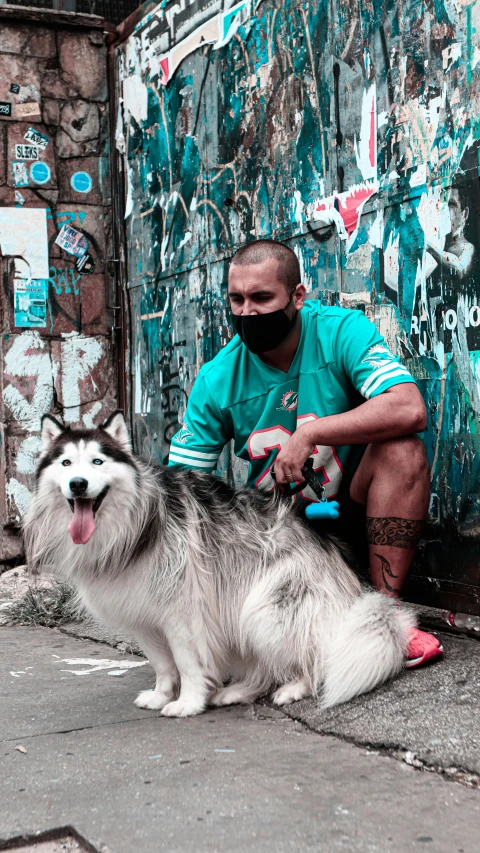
[0, 10, 116, 559]
[114, 0, 480, 611]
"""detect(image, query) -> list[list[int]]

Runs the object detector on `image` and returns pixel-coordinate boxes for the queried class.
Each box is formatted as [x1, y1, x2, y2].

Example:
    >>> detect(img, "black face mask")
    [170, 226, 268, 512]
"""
[231, 296, 297, 355]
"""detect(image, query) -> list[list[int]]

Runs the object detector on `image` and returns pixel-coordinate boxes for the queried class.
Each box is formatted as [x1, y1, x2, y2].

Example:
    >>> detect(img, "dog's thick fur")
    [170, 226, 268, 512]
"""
[23, 411, 415, 717]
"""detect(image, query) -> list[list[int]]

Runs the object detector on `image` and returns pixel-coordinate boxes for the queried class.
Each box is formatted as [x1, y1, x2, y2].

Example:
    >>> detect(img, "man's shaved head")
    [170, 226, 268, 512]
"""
[231, 239, 301, 292]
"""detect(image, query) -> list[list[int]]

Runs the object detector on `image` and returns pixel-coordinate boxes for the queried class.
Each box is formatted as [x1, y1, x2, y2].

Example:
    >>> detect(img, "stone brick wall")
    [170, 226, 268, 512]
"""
[4, 2, 142, 27]
[0, 12, 116, 560]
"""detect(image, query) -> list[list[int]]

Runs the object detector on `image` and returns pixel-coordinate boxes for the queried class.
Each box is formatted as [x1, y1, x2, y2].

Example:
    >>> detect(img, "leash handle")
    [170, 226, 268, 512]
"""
[270, 456, 340, 520]
[272, 458, 340, 519]
[271, 458, 326, 499]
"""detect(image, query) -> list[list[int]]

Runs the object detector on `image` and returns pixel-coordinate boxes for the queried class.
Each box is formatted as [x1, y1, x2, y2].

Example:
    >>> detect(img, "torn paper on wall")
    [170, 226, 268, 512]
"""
[0, 207, 49, 279]
[122, 74, 148, 125]
[138, 0, 250, 85]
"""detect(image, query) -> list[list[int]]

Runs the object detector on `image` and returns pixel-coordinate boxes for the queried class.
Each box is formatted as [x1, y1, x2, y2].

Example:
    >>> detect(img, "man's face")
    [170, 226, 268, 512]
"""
[228, 258, 305, 316]
[448, 188, 469, 238]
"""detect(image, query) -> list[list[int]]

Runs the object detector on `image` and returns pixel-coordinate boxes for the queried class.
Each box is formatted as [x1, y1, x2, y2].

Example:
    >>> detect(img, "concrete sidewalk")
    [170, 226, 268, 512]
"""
[1, 626, 479, 853]
[278, 630, 480, 779]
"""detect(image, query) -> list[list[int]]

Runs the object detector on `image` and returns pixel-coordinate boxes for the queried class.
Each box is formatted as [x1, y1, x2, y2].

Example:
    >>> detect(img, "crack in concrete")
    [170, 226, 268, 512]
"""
[256, 702, 480, 791]
[2, 712, 160, 744]
[14, 628, 477, 791]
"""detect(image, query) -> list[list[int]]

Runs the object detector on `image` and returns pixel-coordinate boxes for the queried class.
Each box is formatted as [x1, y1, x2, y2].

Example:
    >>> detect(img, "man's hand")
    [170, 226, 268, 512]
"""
[273, 424, 316, 485]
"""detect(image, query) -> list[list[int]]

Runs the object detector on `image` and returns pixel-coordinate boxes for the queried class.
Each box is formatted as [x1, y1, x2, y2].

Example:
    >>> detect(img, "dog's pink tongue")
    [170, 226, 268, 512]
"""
[68, 499, 95, 544]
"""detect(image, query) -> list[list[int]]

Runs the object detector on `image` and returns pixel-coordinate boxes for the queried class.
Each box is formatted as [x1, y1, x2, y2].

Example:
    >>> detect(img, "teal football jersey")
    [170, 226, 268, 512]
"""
[168, 302, 416, 503]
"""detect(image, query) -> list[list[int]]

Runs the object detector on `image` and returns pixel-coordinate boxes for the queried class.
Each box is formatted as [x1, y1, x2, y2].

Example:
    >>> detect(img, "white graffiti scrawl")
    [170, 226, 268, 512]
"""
[2, 332, 104, 520]
[57, 334, 104, 424]
[3, 333, 54, 517]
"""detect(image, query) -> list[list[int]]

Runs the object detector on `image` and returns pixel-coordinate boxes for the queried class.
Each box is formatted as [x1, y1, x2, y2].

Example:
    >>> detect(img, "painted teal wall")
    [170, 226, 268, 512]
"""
[116, 0, 480, 610]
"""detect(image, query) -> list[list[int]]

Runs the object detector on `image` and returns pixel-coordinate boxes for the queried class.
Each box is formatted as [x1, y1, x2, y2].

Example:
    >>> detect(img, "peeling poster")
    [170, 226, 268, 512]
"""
[0, 207, 49, 279]
[14, 278, 48, 328]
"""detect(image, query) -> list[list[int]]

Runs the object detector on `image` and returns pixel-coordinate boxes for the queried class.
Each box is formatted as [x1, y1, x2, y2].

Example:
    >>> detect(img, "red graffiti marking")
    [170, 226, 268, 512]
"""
[160, 57, 170, 85]
[315, 185, 376, 236]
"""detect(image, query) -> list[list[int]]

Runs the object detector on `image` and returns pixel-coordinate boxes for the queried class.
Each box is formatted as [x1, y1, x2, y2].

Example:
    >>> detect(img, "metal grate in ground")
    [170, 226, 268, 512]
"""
[0, 827, 97, 853]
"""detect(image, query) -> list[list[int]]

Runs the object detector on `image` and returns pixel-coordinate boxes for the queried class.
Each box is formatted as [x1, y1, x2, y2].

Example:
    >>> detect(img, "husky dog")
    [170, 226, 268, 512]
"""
[23, 411, 414, 717]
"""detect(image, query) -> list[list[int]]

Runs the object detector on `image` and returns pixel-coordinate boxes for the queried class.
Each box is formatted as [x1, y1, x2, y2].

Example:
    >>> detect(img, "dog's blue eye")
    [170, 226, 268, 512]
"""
[93, 459, 104, 465]
[62, 460, 71, 467]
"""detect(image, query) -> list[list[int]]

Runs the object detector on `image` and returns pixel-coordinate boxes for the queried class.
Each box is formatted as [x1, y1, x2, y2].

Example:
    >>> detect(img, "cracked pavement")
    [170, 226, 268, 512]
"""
[1, 626, 479, 853]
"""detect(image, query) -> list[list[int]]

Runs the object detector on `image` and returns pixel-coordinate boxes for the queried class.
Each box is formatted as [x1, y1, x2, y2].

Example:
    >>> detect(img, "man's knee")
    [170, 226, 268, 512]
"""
[350, 436, 429, 504]
[372, 435, 430, 479]
[371, 434, 428, 461]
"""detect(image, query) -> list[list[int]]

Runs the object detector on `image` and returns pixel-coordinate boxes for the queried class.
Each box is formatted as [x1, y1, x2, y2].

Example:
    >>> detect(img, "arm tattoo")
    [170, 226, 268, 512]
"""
[374, 553, 400, 594]
[366, 517, 423, 549]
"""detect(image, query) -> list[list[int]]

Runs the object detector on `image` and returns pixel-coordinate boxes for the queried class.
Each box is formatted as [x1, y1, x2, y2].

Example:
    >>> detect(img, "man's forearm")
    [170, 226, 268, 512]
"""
[273, 385, 427, 484]
[302, 391, 425, 447]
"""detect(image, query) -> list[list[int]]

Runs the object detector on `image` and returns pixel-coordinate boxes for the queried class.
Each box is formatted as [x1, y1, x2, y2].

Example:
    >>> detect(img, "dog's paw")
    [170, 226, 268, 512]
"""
[271, 682, 310, 706]
[161, 699, 205, 718]
[134, 689, 172, 710]
[210, 686, 252, 706]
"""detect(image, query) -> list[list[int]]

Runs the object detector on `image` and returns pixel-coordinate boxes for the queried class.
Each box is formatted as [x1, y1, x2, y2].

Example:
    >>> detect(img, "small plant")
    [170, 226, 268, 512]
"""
[5, 583, 79, 628]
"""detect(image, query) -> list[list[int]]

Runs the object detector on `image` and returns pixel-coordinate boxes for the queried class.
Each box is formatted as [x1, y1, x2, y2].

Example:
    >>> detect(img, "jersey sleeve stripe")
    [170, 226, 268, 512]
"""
[364, 368, 414, 399]
[361, 362, 410, 396]
[168, 452, 217, 469]
[169, 444, 219, 460]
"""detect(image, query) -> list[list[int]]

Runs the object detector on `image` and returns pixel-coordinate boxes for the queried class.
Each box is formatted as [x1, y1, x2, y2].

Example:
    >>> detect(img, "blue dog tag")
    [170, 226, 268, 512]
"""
[305, 501, 340, 521]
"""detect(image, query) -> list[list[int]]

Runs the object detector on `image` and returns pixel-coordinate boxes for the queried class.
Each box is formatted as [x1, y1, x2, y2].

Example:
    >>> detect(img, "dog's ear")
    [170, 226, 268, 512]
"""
[41, 414, 65, 452]
[102, 410, 131, 451]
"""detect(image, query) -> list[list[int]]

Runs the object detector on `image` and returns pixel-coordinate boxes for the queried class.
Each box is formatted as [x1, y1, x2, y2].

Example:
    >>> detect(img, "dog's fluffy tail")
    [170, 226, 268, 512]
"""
[321, 592, 415, 709]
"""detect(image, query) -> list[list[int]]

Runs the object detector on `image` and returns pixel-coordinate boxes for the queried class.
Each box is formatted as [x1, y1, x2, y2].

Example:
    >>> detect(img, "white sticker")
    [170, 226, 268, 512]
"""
[15, 144, 38, 160]
[24, 127, 49, 150]
[15, 102, 41, 119]
[55, 223, 89, 258]
[12, 162, 29, 186]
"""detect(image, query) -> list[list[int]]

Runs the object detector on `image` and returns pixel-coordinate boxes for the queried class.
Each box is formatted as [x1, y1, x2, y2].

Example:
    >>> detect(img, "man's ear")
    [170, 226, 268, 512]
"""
[293, 283, 306, 311]
[41, 414, 65, 452]
[102, 410, 131, 451]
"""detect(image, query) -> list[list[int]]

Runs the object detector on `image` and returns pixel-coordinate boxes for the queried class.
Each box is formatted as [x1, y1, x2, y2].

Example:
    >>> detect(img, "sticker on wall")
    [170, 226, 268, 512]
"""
[24, 128, 49, 150]
[30, 161, 51, 185]
[15, 144, 38, 161]
[55, 224, 89, 258]
[12, 162, 29, 187]
[15, 102, 41, 119]
[15, 190, 25, 205]
[71, 171, 93, 194]
[0, 102, 12, 117]
[75, 253, 95, 275]
[14, 278, 48, 328]
[10, 83, 20, 94]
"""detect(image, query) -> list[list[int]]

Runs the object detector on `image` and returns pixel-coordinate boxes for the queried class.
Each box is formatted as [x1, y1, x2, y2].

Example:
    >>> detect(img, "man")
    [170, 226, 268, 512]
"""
[168, 239, 442, 667]
[414, 183, 477, 354]
[426, 185, 475, 282]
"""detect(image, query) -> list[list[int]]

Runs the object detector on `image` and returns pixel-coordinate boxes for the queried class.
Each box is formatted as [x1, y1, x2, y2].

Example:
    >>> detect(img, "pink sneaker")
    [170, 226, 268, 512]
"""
[405, 627, 443, 668]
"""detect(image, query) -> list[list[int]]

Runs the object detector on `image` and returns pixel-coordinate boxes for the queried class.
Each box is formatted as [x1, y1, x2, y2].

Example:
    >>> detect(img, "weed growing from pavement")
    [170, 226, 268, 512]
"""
[5, 583, 79, 628]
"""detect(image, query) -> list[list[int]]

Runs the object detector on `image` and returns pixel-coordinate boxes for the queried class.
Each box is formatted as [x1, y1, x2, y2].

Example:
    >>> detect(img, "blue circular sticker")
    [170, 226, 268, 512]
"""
[71, 171, 93, 194]
[30, 161, 51, 185]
